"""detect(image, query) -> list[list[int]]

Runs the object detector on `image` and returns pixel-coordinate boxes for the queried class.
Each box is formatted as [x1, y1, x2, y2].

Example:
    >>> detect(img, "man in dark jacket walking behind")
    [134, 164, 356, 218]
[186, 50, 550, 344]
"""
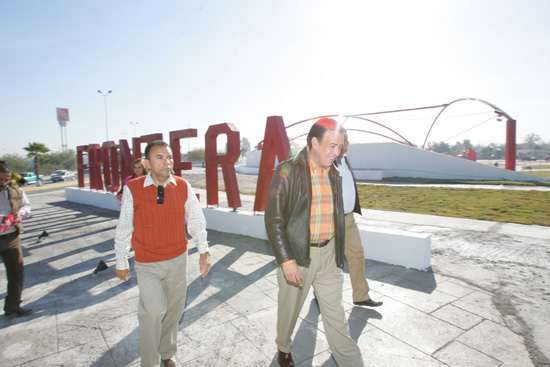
[265, 118, 363, 367]
[336, 130, 383, 308]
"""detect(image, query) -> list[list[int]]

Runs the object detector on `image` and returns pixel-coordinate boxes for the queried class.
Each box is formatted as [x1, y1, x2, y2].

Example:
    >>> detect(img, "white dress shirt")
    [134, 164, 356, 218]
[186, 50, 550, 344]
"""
[0, 186, 31, 235]
[114, 173, 208, 270]
[337, 156, 357, 215]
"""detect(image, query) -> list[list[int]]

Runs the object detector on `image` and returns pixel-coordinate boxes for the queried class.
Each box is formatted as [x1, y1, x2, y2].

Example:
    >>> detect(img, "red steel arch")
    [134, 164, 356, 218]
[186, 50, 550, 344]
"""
[258, 97, 517, 171]
[421, 97, 516, 170]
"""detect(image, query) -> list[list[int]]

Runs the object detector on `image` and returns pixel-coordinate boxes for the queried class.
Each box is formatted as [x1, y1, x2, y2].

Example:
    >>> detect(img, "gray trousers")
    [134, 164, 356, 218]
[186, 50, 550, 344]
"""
[135, 251, 188, 367]
[276, 239, 364, 366]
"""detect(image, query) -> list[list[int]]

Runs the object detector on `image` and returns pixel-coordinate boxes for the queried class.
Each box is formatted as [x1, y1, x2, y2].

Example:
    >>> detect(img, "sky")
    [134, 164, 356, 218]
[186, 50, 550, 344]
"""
[1, 0, 549, 157]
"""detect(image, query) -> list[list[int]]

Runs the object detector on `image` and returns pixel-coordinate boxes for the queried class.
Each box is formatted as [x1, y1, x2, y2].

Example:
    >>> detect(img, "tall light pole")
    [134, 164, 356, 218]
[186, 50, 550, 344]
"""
[130, 121, 139, 137]
[98, 90, 112, 140]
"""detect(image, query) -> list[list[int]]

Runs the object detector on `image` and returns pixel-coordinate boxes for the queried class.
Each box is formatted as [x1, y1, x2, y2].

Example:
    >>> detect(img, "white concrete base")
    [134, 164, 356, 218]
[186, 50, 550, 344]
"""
[352, 169, 384, 181]
[203, 208, 431, 270]
[358, 225, 431, 270]
[65, 187, 431, 270]
[65, 187, 121, 211]
[202, 207, 268, 241]
[235, 165, 260, 175]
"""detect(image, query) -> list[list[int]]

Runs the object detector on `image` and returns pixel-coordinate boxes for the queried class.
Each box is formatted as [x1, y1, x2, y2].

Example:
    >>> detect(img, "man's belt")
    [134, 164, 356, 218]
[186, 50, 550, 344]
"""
[310, 238, 332, 247]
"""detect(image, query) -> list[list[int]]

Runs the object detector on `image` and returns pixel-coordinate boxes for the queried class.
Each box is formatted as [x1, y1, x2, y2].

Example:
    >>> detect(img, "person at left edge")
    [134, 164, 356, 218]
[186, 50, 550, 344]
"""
[0, 161, 32, 317]
[114, 141, 211, 367]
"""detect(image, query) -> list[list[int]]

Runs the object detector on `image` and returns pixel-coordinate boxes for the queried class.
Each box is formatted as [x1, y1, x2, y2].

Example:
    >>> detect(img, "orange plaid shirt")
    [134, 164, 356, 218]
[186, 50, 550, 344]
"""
[309, 160, 334, 243]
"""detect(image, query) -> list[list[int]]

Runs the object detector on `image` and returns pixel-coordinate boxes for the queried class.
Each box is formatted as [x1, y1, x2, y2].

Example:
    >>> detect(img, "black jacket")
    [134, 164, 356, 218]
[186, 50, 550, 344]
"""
[264, 147, 345, 268]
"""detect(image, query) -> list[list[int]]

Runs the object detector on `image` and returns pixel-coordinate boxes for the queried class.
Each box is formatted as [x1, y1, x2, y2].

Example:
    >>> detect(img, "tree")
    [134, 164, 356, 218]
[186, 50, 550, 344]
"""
[40, 150, 77, 174]
[0, 153, 31, 173]
[188, 148, 205, 162]
[479, 143, 504, 159]
[240, 137, 251, 158]
[23, 142, 50, 186]
[524, 133, 542, 156]
[450, 141, 463, 156]
[428, 141, 451, 154]
[449, 139, 474, 156]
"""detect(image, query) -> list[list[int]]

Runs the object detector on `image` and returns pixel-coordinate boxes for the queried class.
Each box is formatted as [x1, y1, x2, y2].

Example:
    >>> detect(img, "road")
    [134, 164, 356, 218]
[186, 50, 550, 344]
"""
[23, 179, 82, 195]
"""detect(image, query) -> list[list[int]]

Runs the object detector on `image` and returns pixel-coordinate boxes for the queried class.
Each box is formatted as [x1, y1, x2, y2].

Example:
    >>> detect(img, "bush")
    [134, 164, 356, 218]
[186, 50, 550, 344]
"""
[0, 154, 32, 173]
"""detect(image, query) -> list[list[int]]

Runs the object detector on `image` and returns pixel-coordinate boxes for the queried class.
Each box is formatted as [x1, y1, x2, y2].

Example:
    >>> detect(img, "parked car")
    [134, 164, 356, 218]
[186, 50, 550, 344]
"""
[50, 170, 76, 182]
[19, 172, 44, 184]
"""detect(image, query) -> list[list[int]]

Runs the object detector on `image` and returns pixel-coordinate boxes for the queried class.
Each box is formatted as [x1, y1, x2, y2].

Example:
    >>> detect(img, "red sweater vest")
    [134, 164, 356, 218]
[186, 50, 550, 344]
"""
[127, 176, 188, 263]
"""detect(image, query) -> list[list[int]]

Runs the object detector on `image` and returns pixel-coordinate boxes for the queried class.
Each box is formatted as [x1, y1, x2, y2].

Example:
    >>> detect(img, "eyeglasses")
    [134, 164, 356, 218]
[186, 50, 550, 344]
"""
[157, 185, 164, 205]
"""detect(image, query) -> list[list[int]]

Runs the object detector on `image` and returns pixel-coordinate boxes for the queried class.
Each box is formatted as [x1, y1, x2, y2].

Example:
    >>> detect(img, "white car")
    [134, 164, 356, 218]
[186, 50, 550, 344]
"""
[50, 170, 76, 182]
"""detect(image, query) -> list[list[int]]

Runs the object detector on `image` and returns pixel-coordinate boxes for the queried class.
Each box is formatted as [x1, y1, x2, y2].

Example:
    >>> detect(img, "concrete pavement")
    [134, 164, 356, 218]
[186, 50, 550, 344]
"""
[0, 188, 548, 366]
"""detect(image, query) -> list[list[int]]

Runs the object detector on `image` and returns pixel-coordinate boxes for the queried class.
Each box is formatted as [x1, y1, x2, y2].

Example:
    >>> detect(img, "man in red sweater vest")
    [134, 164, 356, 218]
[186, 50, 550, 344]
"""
[115, 141, 211, 367]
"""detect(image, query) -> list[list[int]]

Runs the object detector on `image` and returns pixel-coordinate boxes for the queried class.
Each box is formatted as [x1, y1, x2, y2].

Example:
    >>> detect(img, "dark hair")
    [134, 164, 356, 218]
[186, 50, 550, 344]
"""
[0, 161, 11, 175]
[306, 118, 345, 149]
[144, 140, 170, 160]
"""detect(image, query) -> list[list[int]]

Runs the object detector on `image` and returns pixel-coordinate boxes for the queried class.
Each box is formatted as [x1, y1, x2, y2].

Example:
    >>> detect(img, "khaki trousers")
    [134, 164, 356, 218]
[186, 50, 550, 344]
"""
[344, 213, 371, 302]
[276, 238, 364, 366]
[135, 251, 188, 367]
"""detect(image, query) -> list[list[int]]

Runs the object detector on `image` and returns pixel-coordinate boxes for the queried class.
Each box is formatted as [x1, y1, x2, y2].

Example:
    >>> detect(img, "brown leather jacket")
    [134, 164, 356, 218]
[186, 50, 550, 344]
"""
[6, 182, 24, 233]
[264, 147, 345, 268]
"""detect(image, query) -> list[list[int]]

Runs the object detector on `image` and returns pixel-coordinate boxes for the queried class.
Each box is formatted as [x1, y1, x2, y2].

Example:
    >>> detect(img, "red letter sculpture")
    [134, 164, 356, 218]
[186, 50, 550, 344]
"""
[88, 144, 104, 191]
[170, 129, 197, 177]
[253, 116, 291, 212]
[101, 141, 120, 193]
[205, 123, 241, 209]
[118, 139, 133, 187]
[132, 133, 163, 159]
[77, 145, 88, 188]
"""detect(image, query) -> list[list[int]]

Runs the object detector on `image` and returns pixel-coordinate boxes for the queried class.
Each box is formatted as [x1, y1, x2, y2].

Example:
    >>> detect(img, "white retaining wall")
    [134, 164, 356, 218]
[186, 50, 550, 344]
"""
[65, 187, 432, 270]
[65, 187, 121, 211]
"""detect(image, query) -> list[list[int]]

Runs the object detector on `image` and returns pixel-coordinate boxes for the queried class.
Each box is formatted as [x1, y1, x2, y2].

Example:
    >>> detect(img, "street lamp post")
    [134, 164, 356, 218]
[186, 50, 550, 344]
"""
[130, 121, 139, 137]
[98, 90, 112, 140]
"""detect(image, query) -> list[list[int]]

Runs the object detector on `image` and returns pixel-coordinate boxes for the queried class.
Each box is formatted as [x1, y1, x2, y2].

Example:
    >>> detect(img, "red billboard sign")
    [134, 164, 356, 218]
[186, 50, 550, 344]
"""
[57, 108, 70, 121]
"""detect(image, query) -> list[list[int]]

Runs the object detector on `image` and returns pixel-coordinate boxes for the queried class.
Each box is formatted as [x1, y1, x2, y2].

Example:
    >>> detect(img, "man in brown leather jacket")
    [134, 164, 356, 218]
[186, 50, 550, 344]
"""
[265, 118, 364, 367]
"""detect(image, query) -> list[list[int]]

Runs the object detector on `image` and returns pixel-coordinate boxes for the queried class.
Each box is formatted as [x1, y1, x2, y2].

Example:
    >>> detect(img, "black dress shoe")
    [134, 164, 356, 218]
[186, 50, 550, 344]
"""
[354, 299, 383, 307]
[5, 307, 32, 317]
[277, 350, 294, 367]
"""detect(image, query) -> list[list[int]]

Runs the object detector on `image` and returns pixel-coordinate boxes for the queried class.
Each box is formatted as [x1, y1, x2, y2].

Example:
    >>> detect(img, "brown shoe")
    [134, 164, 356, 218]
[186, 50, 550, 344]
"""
[277, 350, 294, 367]
[162, 357, 177, 367]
